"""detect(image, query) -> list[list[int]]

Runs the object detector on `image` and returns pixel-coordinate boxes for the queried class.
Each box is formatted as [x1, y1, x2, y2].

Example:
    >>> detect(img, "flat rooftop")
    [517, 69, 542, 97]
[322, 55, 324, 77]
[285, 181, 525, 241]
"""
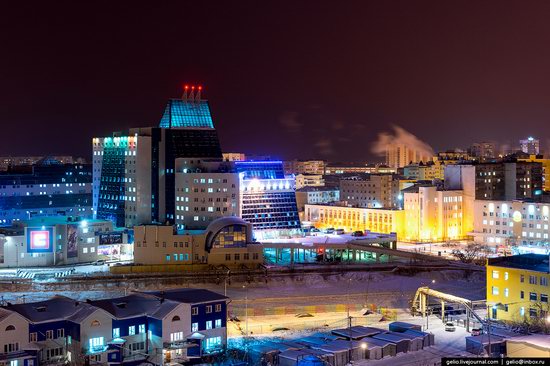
[488, 254, 549, 273]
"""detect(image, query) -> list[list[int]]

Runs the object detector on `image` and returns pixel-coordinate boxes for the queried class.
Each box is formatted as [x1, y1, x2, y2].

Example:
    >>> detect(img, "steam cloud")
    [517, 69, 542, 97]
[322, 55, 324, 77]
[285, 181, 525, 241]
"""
[371, 125, 435, 158]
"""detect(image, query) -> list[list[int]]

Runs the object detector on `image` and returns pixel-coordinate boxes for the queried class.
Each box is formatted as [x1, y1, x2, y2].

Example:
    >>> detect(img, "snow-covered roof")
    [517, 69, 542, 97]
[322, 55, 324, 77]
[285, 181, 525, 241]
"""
[5, 295, 95, 323]
[506, 335, 550, 349]
[89, 293, 181, 319]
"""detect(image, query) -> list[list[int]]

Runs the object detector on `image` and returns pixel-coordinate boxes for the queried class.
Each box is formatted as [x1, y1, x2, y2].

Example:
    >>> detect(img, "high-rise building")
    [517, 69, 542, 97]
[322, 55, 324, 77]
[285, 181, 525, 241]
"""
[339, 174, 400, 208]
[520, 137, 540, 155]
[93, 92, 222, 228]
[470, 142, 496, 161]
[386, 144, 431, 169]
[0, 159, 93, 224]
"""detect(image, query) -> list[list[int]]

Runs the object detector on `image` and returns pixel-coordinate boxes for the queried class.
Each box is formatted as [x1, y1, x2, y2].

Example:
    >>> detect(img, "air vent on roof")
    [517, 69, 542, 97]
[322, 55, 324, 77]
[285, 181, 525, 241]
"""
[115, 302, 127, 309]
[35, 306, 47, 312]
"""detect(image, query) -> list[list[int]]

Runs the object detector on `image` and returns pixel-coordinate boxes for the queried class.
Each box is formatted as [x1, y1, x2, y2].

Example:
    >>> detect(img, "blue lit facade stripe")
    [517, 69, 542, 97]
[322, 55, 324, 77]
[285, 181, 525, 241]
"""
[234, 161, 285, 179]
[159, 99, 214, 129]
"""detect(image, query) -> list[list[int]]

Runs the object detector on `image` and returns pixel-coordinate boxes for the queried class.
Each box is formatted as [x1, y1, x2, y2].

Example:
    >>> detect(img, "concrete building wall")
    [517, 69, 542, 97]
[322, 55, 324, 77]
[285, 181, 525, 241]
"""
[339, 175, 399, 209]
[174, 172, 239, 230]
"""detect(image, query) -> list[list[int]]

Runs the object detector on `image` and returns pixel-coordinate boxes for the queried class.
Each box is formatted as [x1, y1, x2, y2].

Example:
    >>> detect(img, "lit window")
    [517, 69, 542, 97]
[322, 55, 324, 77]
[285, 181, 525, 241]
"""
[192, 323, 198, 332]
[113, 328, 120, 338]
[128, 326, 136, 335]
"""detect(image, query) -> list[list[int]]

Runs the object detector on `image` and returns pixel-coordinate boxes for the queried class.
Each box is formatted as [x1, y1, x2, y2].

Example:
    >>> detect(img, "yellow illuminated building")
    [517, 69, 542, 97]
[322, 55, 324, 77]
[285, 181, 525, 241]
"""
[487, 254, 550, 322]
[304, 204, 404, 234]
[304, 184, 468, 242]
[518, 154, 550, 191]
[402, 186, 465, 242]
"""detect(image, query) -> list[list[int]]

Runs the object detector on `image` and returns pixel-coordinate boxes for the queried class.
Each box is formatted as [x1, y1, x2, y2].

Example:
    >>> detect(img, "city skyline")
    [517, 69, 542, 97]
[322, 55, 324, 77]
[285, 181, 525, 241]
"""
[2, 1, 550, 161]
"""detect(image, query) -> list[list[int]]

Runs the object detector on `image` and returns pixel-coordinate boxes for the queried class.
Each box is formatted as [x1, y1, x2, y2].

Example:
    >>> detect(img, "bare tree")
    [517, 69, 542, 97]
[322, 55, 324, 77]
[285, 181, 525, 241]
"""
[451, 243, 489, 264]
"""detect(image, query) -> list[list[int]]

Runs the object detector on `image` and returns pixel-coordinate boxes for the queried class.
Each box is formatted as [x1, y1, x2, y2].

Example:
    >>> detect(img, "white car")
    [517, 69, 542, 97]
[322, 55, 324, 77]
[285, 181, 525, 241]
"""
[445, 322, 456, 332]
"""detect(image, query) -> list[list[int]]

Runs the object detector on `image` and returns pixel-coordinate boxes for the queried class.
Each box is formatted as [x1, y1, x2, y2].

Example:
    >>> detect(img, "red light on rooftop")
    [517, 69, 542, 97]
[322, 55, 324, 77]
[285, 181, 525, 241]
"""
[184, 85, 189, 90]
[198, 86, 202, 90]
[191, 86, 195, 89]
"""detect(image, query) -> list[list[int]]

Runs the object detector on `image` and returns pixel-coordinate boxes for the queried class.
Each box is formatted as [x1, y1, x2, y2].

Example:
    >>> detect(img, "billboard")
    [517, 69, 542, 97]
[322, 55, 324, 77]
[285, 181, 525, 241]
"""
[99, 232, 123, 245]
[26, 227, 54, 253]
[67, 224, 79, 258]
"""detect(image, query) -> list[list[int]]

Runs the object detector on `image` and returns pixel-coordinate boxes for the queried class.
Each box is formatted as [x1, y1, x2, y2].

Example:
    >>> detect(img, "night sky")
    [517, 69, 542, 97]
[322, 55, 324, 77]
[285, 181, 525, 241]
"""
[2, 1, 550, 162]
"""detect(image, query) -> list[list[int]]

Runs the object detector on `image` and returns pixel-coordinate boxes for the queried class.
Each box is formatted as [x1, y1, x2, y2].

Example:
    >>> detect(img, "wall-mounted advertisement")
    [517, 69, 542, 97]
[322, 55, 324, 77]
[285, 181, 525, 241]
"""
[67, 224, 79, 258]
[99, 232, 123, 245]
[26, 227, 54, 253]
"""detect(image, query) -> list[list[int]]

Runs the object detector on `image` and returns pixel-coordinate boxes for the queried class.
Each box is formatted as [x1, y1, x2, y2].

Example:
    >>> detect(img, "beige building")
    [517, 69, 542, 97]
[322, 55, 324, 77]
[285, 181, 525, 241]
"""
[339, 175, 400, 208]
[222, 152, 246, 161]
[283, 160, 326, 175]
[304, 204, 404, 234]
[472, 200, 550, 246]
[295, 174, 324, 189]
[386, 144, 431, 169]
[133, 217, 263, 267]
[402, 185, 465, 242]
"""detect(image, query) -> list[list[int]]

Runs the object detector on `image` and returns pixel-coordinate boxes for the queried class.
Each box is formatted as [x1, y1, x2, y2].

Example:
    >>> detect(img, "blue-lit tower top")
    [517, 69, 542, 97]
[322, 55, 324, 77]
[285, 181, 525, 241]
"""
[234, 161, 285, 180]
[159, 85, 214, 129]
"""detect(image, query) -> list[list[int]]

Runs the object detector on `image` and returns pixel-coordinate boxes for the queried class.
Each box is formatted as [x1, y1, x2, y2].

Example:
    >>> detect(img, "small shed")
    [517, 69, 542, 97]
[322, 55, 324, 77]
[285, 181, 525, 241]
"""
[404, 329, 434, 347]
[331, 326, 382, 340]
[465, 335, 506, 356]
[372, 333, 410, 354]
[361, 337, 396, 358]
[386, 331, 424, 351]
[313, 339, 372, 366]
[389, 321, 422, 333]
[279, 350, 324, 366]
[358, 340, 383, 360]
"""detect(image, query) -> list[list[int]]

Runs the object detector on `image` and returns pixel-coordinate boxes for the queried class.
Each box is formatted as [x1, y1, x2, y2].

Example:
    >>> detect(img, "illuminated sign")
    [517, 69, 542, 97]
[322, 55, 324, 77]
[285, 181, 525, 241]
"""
[512, 211, 522, 223]
[26, 227, 54, 253]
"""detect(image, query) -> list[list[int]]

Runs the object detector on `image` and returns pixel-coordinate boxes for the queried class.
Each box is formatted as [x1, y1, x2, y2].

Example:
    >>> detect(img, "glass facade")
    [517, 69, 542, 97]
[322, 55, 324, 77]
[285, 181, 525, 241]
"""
[159, 99, 214, 129]
[212, 225, 247, 248]
[96, 138, 128, 227]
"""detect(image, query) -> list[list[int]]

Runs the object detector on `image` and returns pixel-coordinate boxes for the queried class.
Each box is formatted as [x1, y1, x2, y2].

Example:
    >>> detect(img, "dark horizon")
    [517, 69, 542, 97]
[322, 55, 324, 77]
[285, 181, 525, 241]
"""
[2, 1, 550, 162]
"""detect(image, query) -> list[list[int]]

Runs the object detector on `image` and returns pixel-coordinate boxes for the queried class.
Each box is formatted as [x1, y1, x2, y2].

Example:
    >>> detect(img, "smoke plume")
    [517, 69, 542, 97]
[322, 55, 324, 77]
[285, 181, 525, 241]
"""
[371, 125, 435, 158]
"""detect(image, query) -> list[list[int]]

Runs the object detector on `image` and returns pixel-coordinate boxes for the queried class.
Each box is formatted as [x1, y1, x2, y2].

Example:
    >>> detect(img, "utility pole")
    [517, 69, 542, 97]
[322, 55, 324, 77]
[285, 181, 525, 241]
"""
[347, 277, 352, 364]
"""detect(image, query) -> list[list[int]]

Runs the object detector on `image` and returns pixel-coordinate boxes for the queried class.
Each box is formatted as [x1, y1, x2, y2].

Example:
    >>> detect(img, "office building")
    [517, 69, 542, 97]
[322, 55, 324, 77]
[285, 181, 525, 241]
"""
[235, 161, 301, 239]
[295, 186, 340, 213]
[304, 204, 404, 234]
[402, 161, 445, 181]
[386, 144, 431, 169]
[339, 175, 400, 209]
[486, 254, 549, 323]
[93, 92, 223, 228]
[222, 152, 246, 162]
[470, 142, 496, 161]
[324, 163, 396, 175]
[518, 154, 550, 192]
[174, 160, 239, 230]
[295, 174, 324, 189]
[0, 216, 130, 268]
[133, 217, 263, 267]
[283, 160, 325, 175]
[520, 137, 540, 155]
[402, 185, 465, 242]
[0, 160, 93, 225]
[0, 288, 228, 366]
[471, 200, 550, 246]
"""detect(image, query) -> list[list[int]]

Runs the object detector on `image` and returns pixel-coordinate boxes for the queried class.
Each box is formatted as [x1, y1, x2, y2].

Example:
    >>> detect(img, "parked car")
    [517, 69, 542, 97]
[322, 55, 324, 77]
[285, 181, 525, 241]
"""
[93, 259, 106, 266]
[335, 228, 345, 235]
[445, 322, 456, 332]
[471, 328, 482, 336]
[325, 228, 335, 234]
[352, 231, 364, 237]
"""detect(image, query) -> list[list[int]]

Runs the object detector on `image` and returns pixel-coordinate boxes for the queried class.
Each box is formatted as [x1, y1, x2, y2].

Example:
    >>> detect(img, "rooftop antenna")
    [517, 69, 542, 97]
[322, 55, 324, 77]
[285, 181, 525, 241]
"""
[196, 85, 202, 102]
[182, 85, 189, 101]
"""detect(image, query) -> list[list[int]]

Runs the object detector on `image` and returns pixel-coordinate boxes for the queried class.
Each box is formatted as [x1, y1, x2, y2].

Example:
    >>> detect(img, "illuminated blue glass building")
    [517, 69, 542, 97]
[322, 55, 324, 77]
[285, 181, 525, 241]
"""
[236, 161, 302, 239]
